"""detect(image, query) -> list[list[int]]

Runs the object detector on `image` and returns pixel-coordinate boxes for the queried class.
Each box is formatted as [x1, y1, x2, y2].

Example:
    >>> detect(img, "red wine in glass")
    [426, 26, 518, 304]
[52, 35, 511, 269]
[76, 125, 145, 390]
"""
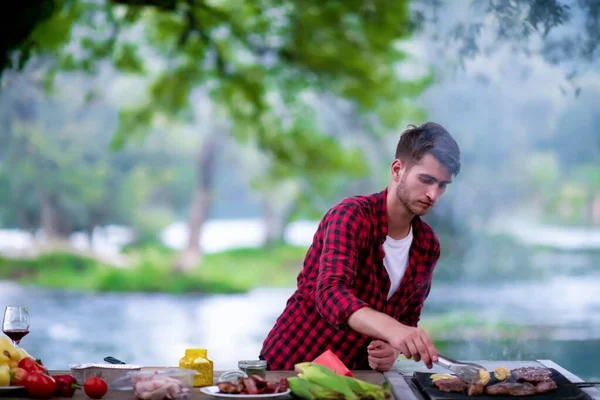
[3, 329, 29, 343]
[2, 305, 30, 346]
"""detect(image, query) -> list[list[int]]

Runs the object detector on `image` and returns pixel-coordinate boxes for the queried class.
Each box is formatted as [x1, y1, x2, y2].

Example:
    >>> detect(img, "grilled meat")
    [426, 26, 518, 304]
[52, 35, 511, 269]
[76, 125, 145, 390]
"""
[467, 383, 485, 396]
[512, 367, 553, 383]
[485, 382, 537, 396]
[433, 377, 468, 393]
[535, 379, 558, 393]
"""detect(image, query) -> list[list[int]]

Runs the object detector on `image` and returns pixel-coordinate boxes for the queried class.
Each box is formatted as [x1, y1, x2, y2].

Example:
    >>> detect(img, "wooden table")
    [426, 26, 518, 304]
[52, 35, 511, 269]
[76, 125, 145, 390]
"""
[3, 361, 596, 400]
[0, 370, 386, 400]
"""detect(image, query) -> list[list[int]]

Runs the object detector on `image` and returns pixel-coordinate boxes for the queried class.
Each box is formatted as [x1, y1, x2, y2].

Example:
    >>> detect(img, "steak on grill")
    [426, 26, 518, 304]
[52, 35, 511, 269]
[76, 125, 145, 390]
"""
[433, 377, 468, 393]
[536, 379, 558, 393]
[512, 367, 553, 383]
[467, 383, 485, 396]
[485, 382, 537, 396]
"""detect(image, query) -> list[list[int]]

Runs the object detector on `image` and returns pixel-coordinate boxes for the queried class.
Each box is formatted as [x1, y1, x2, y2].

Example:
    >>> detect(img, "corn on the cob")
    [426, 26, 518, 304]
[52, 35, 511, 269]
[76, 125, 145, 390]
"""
[338, 375, 391, 400]
[295, 363, 358, 399]
[293, 362, 391, 400]
[287, 377, 344, 399]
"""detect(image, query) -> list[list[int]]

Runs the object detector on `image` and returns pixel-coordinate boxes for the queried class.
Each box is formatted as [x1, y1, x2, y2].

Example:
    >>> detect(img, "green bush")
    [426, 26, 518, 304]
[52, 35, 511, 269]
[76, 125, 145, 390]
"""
[0, 244, 306, 294]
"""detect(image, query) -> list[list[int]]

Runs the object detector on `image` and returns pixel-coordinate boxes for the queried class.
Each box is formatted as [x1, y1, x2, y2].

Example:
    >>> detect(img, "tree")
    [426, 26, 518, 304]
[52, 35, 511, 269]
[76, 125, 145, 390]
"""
[2, 1, 433, 269]
[413, 0, 600, 94]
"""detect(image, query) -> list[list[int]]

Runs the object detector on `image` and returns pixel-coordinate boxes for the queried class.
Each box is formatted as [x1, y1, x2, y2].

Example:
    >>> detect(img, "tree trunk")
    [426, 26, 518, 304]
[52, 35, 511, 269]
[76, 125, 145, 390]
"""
[175, 133, 222, 272]
[262, 181, 301, 248]
[40, 192, 69, 246]
[592, 189, 600, 226]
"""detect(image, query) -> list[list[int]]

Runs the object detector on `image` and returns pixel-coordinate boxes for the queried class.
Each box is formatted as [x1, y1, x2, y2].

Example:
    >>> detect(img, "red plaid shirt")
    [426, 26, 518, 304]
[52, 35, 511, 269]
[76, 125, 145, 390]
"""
[260, 188, 441, 370]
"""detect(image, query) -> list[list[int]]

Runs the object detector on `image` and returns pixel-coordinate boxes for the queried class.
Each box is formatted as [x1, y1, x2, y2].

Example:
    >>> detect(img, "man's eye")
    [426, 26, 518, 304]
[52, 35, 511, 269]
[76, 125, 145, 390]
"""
[439, 183, 447, 190]
[421, 177, 433, 184]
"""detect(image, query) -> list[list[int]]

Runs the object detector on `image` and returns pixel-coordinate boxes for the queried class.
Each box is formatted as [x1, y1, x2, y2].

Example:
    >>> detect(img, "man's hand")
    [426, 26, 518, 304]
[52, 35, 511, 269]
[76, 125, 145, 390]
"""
[367, 340, 398, 372]
[348, 307, 439, 369]
[386, 324, 438, 369]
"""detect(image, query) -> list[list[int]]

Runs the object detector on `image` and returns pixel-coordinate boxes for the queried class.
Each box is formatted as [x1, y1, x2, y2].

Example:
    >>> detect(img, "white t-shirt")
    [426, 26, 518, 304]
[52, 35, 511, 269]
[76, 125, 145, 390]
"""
[383, 226, 413, 300]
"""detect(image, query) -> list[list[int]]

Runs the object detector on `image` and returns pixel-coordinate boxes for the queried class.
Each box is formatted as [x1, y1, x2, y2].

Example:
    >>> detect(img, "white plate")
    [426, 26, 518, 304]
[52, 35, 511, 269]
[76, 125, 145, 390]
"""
[0, 386, 25, 391]
[200, 386, 291, 399]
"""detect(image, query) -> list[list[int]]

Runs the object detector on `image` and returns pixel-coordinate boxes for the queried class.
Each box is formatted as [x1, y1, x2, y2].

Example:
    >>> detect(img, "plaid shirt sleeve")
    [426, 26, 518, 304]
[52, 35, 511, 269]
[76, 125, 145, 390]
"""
[315, 201, 371, 330]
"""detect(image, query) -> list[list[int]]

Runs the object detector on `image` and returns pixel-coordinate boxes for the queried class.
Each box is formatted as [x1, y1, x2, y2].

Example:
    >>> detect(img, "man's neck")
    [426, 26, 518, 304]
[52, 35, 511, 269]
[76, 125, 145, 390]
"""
[386, 189, 414, 240]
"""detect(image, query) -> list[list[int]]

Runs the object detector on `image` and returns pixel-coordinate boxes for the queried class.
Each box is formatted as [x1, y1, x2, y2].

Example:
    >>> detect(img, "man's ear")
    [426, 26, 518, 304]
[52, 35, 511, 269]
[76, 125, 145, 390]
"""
[391, 159, 404, 182]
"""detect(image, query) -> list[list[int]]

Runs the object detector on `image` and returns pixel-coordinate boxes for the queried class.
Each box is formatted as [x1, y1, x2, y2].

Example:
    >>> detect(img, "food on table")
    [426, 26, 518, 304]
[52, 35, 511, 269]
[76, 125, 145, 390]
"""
[311, 349, 353, 377]
[478, 369, 490, 385]
[83, 377, 108, 399]
[52, 374, 80, 398]
[18, 357, 48, 375]
[217, 375, 288, 395]
[467, 382, 485, 396]
[493, 366, 511, 381]
[431, 366, 558, 397]
[511, 367, 553, 383]
[0, 337, 20, 368]
[10, 367, 28, 386]
[24, 371, 57, 399]
[133, 372, 190, 400]
[0, 365, 9, 386]
[433, 377, 467, 393]
[430, 373, 455, 382]
[289, 362, 391, 400]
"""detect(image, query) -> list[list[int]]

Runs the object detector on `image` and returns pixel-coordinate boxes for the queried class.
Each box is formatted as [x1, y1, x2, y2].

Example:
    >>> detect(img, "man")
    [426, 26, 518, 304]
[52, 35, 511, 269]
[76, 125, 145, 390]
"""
[260, 122, 461, 372]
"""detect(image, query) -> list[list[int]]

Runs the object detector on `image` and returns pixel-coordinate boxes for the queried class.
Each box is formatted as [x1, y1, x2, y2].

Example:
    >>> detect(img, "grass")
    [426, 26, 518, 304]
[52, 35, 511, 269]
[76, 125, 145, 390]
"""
[0, 244, 307, 294]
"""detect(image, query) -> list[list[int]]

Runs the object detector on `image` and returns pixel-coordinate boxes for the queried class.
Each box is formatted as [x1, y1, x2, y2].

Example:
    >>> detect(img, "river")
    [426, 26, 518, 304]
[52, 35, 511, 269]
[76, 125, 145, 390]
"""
[2, 264, 599, 381]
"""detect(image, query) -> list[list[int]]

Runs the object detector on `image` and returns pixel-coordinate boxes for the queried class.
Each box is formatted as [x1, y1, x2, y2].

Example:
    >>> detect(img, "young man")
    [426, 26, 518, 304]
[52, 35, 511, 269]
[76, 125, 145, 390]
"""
[260, 122, 461, 372]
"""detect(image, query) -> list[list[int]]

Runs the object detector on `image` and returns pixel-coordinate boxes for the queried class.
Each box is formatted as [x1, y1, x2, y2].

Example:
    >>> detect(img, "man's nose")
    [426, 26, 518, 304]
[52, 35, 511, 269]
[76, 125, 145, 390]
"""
[426, 186, 441, 202]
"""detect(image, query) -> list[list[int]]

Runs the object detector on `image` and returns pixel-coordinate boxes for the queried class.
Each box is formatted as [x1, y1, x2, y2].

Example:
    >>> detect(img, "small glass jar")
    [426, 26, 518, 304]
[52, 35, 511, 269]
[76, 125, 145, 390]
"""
[238, 360, 267, 379]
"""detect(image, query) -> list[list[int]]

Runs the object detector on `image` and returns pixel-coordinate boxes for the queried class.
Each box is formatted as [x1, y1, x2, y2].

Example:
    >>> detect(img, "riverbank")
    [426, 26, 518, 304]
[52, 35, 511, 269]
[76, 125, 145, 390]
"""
[0, 244, 306, 294]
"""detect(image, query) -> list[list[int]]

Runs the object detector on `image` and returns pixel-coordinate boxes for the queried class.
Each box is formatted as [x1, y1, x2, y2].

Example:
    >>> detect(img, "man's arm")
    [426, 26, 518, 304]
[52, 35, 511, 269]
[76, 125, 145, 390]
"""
[314, 202, 371, 328]
[348, 307, 438, 368]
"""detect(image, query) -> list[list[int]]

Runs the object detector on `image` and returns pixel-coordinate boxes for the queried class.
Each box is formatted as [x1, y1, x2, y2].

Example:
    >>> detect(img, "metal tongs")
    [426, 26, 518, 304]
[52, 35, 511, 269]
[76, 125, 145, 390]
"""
[435, 355, 486, 384]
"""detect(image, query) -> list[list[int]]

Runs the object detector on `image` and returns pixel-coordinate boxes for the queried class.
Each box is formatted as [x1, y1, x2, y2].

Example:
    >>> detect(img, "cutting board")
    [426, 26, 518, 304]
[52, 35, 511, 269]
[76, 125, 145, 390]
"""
[412, 368, 592, 400]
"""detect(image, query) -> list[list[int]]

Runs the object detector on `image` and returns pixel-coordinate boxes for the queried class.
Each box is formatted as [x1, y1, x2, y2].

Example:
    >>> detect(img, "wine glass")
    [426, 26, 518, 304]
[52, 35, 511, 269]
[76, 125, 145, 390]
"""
[2, 305, 30, 346]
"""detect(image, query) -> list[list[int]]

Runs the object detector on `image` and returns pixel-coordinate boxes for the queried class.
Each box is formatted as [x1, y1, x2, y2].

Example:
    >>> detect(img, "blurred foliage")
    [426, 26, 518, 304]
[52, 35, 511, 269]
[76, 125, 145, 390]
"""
[527, 150, 600, 226]
[0, 243, 305, 293]
[414, 0, 600, 93]
[0, 0, 432, 201]
[0, 70, 197, 241]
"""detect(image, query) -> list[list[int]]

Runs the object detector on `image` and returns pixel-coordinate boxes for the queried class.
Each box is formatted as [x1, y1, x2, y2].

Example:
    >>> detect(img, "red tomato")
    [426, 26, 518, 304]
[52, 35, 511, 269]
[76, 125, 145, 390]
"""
[83, 377, 108, 399]
[18, 358, 48, 374]
[312, 349, 353, 377]
[24, 372, 57, 399]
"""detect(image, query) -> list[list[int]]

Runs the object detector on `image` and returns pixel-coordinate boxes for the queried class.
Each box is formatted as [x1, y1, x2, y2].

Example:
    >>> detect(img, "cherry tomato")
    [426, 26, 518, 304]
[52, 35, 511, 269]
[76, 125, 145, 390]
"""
[24, 372, 56, 399]
[83, 377, 108, 399]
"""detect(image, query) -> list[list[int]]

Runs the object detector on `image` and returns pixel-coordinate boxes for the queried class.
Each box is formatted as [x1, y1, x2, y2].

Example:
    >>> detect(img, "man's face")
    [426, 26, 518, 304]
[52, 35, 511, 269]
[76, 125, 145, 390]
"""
[394, 153, 452, 216]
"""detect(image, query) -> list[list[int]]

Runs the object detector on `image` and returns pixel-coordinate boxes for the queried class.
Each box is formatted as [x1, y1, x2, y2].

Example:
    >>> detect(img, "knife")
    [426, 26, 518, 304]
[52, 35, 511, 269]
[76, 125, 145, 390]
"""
[435, 355, 486, 384]
[104, 356, 127, 365]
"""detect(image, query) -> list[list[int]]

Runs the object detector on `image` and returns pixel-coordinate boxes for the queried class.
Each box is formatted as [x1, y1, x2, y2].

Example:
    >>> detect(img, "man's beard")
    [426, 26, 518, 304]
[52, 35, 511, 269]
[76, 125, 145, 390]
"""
[396, 175, 428, 216]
